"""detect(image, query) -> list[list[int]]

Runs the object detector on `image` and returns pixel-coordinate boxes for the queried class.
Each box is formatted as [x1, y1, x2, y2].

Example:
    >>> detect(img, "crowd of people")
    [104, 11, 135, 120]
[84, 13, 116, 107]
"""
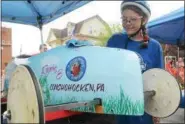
[165, 57, 184, 88]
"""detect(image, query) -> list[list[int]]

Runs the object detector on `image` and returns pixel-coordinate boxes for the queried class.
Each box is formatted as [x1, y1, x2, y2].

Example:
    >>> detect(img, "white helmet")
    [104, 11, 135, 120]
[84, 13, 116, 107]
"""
[121, 0, 151, 19]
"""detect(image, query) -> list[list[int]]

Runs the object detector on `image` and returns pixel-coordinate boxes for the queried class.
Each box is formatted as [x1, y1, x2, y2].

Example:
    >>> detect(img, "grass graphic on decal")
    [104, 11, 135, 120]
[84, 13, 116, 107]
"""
[102, 85, 144, 115]
[66, 96, 96, 113]
[52, 85, 143, 115]
[39, 75, 51, 105]
[44, 85, 144, 115]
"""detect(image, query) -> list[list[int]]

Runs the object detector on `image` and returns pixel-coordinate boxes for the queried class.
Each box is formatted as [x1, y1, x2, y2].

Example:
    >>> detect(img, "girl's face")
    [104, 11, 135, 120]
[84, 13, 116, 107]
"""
[121, 9, 147, 35]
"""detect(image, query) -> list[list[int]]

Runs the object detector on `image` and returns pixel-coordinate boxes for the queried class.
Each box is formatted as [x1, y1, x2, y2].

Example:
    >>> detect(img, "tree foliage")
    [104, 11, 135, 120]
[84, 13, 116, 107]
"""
[97, 23, 123, 46]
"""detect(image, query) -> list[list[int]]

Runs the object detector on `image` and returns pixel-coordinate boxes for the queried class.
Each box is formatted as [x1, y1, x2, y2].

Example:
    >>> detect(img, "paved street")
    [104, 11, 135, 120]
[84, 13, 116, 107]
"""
[1, 104, 184, 124]
[47, 113, 116, 124]
[1, 109, 184, 124]
[160, 108, 184, 123]
[47, 108, 184, 124]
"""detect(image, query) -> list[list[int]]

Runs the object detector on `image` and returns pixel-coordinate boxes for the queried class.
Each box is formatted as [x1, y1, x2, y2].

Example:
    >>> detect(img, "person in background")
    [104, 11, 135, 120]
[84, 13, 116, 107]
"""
[106, 0, 164, 124]
[170, 59, 177, 77]
[39, 43, 48, 53]
[178, 57, 184, 67]
[176, 57, 184, 88]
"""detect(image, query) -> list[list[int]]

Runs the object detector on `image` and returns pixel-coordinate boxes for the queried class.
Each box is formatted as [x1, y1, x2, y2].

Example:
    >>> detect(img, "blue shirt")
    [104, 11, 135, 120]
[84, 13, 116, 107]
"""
[106, 33, 164, 124]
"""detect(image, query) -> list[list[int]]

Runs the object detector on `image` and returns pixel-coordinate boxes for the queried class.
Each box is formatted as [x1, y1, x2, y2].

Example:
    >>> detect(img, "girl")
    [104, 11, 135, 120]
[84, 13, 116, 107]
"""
[106, 0, 164, 124]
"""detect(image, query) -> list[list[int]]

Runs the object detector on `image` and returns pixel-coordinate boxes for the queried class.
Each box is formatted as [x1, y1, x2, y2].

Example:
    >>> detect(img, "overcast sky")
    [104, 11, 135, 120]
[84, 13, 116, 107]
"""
[2, 1, 184, 56]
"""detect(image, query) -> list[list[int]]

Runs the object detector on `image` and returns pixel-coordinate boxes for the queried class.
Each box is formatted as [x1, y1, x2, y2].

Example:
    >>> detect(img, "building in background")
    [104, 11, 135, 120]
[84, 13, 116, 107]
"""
[1, 27, 12, 76]
[46, 15, 111, 47]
